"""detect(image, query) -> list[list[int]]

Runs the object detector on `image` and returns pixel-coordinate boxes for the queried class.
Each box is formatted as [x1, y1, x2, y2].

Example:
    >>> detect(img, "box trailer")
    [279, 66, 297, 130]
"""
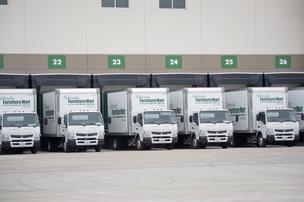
[42, 89, 104, 152]
[0, 89, 40, 154]
[226, 87, 299, 147]
[288, 88, 304, 141]
[170, 88, 233, 148]
[106, 88, 178, 150]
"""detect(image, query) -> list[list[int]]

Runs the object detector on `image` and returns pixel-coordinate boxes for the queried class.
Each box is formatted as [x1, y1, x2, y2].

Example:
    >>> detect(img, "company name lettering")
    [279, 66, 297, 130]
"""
[112, 108, 126, 115]
[260, 97, 283, 103]
[229, 107, 246, 114]
[68, 99, 94, 105]
[195, 98, 220, 103]
[140, 98, 164, 104]
[3, 100, 31, 106]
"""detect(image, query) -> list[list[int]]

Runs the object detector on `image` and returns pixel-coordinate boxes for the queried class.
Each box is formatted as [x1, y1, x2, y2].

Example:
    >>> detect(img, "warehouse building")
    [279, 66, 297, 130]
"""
[0, 0, 303, 73]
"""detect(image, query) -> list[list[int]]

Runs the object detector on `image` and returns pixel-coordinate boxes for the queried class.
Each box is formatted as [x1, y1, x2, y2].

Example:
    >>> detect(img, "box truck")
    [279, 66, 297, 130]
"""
[288, 88, 304, 141]
[226, 87, 299, 147]
[106, 88, 178, 150]
[170, 88, 233, 149]
[0, 89, 40, 154]
[42, 89, 104, 152]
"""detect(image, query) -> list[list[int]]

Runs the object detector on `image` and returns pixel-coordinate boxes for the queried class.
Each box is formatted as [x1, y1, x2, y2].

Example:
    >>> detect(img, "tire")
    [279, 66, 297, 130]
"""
[95, 145, 101, 152]
[31, 147, 37, 154]
[0, 147, 5, 155]
[166, 143, 174, 150]
[257, 134, 266, 147]
[135, 137, 143, 150]
[222, 142, 228, 149]
[286, 141, 294, 147]
[191, 135, 200, 149]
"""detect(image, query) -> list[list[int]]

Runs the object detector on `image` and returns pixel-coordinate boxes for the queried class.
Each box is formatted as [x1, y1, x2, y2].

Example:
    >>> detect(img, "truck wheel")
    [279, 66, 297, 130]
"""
[286, 142, 294, 147]
[222, 143, 228, 149]
[166, 143, 174, 150]
[95, 145, 101, 152]
[31, 147, 37, 154]
[191, 136, 200, 149]
[136, 137, 143, 150]
[257, 134, 266, 147]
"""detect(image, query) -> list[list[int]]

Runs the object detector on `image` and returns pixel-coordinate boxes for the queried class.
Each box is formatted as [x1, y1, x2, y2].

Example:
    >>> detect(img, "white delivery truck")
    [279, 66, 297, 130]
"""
[106, 88, 178, 150]
[288, 88, 304, 142]
[0, 89, 40, 154]
[42, 89, 104, 152]
[170, 88, 233, 149]
[226, 87, 299, 147]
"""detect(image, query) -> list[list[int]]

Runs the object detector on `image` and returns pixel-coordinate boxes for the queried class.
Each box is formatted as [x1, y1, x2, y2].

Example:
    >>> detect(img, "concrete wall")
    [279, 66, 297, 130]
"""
[0, 0, 303, 73]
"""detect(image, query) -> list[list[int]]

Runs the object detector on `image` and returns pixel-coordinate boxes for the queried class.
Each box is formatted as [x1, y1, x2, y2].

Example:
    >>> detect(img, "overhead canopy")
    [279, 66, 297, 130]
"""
[93, 73, 151, 89]
[264, 72, 304, 87]
[209, 72, 263, 87]
[0, 73, 29, 88]
[151, 73, 207, 87]
[30, 74, 92, 90]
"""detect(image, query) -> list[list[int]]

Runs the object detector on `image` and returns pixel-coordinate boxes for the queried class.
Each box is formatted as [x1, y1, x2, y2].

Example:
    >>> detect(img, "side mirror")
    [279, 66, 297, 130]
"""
[133, 116, 137, 123]
[189, 115, 193, 123]
[301, 114, 304, 121]
[44, 118, 48, 125]
[256, 114, 260, 121]
[58, 117, 62, 125]
[0, 125, 2, 130]
[108, 117, 112, 124]
[180, 116, 184, 123]
[139, 118, 143, 126]
[235, 115, 239, 122]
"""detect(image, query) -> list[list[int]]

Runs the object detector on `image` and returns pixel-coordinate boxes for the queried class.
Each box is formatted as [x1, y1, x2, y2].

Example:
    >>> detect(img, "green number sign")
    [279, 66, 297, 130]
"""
[108, 55, 125, 69]
[0, 55, 3, 69]
[221, 55, 237, 69]
[48, 55, 66, 69]
[275, 55, 291, 68]
[166, 55, 182, 69]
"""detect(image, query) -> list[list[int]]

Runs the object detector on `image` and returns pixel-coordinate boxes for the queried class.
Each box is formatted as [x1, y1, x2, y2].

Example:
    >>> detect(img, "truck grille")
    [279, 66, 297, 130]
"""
[207, 130, 227, 134]
[10, 135, 33, 138]
[275, 129, 293, 133]
[76, 133, 98, 140]
[151, 131, 171, 135]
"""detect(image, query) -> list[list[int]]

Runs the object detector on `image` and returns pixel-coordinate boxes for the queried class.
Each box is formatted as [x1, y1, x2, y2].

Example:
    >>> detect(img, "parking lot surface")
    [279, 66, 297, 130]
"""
[0, 146, 304, 202]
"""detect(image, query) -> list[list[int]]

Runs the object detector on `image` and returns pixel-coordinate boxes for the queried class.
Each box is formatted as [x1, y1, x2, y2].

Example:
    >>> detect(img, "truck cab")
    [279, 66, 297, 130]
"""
[59, 111, 104, 152]
[189, 109, 233, 148]
[256, 108, 299, 147]
[133, 110, 178, 149]
[0, 112, 40, 154]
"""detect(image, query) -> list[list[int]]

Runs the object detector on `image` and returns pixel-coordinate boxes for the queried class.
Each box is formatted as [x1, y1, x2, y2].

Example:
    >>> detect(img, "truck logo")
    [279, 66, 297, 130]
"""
[2, 99, 31, 106]
[172, 107, 182, 115]
[139, 98, 164, 104]
[228, 107, 246, 115]
[67, 99, 95, 105]
[195, 98, 220, 104]
[112, 108, 126, 115]
[257, 94, 284, 103]
[293, 106, 303, 112]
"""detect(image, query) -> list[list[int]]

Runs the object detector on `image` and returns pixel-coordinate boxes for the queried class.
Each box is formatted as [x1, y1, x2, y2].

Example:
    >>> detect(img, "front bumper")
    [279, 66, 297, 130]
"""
[144, 137, 177, 146]
[67, 138, 104, 148]
[267, 134, 296, 142]
[199, 136, 232, 145]
[2, 140, 39, 150]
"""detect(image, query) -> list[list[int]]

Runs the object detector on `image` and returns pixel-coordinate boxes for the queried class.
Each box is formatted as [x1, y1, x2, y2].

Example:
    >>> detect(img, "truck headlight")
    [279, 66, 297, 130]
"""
[143, 131, 150, 138]
[3, 134, 10, 141]
[34, 133, 40, 141]
[266, 129, 274, 136]
[68, 132, 76, 140]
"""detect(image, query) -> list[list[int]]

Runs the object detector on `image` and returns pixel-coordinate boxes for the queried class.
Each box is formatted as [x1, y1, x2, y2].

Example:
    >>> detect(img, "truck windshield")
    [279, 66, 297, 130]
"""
[199, 111, 232, 124]
[68, 112, 103, 126]
[266, 110, 296, 122]
[3, 113, 39, 127]
[144, 111, 176, 124]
